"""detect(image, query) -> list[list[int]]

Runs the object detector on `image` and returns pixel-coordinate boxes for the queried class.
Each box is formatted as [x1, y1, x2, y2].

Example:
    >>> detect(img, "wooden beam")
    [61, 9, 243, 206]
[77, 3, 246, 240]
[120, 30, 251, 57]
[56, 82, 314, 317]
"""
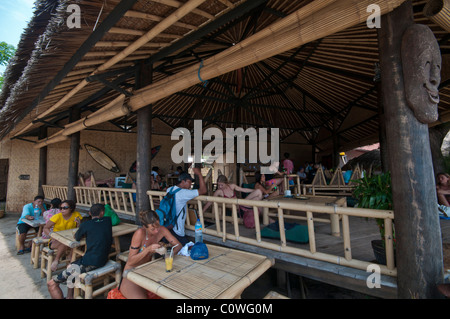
[14, 0, 206, 138]
[10, 0, 140, 139]
[378, 1, 444, 298]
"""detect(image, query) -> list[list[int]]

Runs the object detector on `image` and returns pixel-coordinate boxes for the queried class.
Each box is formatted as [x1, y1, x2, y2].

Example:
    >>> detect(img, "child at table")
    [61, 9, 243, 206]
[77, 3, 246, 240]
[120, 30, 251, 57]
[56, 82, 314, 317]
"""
[47, 203, 113, 299]
[113, 210, 181, 299]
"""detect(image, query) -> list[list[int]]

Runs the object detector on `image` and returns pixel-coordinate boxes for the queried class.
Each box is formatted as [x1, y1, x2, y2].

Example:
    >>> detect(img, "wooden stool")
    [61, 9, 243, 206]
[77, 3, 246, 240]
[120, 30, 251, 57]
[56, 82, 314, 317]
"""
[74, 260, 122, 299]
[40, 246, 70, 282]
[15, 227, 37, 250]
[31, 237, 49, 269]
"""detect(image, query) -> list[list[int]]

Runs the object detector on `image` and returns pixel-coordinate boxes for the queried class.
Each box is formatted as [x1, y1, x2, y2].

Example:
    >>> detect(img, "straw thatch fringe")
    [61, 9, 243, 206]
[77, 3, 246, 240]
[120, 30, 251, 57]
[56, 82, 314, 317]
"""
[0, 0, 102, 139]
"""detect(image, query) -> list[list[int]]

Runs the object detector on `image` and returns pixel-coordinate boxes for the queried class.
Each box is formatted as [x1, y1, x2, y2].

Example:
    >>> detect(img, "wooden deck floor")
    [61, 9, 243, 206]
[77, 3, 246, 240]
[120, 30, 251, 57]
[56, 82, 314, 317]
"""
[198, 215, 450, 299]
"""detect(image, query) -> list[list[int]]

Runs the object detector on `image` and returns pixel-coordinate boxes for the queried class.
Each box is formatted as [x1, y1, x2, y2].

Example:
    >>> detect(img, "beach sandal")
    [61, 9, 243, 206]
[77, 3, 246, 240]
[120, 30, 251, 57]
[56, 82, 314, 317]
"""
[24, 247, 31, 253]
[17, 250, 24, 255]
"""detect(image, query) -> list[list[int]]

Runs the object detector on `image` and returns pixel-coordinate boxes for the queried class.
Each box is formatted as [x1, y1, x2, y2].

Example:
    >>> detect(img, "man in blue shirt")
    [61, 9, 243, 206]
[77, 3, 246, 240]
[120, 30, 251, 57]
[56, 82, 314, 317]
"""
[16, 195, 46, 255]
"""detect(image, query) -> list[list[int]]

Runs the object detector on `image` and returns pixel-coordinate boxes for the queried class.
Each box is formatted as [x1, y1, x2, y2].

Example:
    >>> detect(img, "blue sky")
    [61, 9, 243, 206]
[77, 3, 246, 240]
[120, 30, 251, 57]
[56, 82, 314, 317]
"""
[0, 0, 35, 72]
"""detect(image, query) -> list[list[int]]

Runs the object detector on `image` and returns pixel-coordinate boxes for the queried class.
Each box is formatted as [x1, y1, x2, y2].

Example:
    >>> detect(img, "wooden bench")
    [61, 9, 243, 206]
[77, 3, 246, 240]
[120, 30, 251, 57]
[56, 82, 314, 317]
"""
[74, 260, 122, 299]
[40, 246, 70, 282]
[15, 227, 37, 251]
[31, 236, 49, 269]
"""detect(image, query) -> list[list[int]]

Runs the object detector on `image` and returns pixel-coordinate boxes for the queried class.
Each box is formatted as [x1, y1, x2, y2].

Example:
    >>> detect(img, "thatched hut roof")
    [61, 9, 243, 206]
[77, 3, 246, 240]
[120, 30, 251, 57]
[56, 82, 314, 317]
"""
[0, 0, 448, 153]
[342, 149, 382, 171]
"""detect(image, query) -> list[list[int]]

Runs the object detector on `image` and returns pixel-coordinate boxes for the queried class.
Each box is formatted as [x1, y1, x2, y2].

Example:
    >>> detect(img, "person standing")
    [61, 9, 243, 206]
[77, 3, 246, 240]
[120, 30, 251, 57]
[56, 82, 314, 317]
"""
[165, 167, 207, 245]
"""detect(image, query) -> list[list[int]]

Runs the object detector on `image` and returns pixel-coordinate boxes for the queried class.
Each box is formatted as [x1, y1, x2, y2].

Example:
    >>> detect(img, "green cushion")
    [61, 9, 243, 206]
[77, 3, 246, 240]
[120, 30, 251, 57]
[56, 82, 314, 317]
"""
[261, 222, 309, 244]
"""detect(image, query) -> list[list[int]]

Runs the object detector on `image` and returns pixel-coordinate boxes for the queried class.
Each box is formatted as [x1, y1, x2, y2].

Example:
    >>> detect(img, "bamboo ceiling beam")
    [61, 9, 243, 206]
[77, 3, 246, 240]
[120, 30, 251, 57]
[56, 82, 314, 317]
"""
[9, 0, 140, 139]
[14, 0, 207, 138]
[32, 0, 406, 148]
[124, 10, 197, 30]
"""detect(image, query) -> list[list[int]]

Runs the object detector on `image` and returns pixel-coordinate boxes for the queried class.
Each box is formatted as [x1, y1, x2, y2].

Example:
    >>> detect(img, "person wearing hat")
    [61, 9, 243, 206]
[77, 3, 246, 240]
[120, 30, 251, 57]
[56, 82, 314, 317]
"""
[167, 167, 207, 246]
[165, 166, 207, 245]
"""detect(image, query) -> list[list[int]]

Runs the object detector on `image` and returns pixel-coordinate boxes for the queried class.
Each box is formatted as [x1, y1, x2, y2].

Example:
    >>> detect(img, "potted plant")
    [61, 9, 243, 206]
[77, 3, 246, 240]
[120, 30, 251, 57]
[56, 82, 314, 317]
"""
[352, 171, 395, 265]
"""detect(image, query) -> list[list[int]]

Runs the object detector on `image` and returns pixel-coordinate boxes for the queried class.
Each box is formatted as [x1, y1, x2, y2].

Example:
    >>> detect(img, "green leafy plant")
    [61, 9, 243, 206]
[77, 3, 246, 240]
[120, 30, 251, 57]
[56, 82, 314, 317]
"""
[352, 171, 394, 245]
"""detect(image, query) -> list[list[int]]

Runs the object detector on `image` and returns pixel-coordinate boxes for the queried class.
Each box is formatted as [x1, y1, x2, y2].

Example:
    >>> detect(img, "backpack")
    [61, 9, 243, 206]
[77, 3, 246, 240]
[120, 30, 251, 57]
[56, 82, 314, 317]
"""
[156, 187, 183, 229]
[104, 204, 121, 226]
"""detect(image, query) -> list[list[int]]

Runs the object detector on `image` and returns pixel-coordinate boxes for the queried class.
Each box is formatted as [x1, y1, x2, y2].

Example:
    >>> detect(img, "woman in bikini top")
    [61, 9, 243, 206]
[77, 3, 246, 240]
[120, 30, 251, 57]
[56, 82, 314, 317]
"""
[119, 210, 181, 299]
[202, 175, 264, 212]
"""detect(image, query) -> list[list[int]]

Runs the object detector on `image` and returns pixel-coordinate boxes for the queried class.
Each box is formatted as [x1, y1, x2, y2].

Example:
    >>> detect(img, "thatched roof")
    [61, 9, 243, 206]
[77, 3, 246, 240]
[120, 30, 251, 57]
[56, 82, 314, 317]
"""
[342, 149, 382, 171]
[0, 0, 449, 154]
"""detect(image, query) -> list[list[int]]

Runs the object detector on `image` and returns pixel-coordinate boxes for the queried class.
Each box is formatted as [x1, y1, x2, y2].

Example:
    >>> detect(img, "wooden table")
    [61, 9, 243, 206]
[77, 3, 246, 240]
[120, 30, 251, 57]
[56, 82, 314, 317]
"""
[50, 223, 139, 261]
[126, 244, 274, 299]
[21, 217, 46, 236]
[265, 195, 347, 237]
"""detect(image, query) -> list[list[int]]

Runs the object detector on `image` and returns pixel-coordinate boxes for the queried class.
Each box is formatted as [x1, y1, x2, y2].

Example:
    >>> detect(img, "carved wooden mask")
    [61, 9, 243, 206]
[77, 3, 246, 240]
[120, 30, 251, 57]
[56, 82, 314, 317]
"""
[401, 24, 441, 124]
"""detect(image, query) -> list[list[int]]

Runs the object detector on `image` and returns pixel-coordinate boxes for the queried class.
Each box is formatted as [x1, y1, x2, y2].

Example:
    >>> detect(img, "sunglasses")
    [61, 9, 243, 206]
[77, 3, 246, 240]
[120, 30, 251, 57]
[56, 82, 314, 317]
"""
[60, 206, 70, 210]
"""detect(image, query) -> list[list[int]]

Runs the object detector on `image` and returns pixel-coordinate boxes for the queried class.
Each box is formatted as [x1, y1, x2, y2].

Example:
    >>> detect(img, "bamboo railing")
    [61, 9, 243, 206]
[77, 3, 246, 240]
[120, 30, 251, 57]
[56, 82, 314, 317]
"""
[43, 185, 396, 276]
[148, 190, 396, 276]
[74, 186, 137, 217]
[42, 185, 68, 201]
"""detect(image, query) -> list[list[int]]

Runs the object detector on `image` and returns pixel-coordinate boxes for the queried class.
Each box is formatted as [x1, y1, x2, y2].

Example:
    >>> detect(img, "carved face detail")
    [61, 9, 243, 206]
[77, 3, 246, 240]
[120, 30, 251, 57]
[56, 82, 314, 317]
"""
[401, 24, 441, 124]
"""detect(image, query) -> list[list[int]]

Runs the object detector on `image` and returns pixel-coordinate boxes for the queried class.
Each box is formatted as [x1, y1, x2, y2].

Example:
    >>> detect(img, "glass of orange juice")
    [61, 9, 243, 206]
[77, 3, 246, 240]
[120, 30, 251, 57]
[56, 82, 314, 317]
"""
[165, 251, 173, 272]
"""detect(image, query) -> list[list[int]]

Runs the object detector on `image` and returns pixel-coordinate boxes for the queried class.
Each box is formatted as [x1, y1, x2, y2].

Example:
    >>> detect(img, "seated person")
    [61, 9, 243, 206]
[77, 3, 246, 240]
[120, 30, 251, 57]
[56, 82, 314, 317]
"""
[203, 175, 264, 229]
[47, 203, 113, 299]
[41, 198, 62, 239]
[174, 166, 183, 175]
[297, 167, 307, 184]
[203, 175, 263, 212]
[16, 195, 47, 255]
[437, 173, 450, 207]
[150, 175, 161, 191]
[43, 200, 82, 272]
[118, 210, 182, 299]
[254, 171, 283, 199]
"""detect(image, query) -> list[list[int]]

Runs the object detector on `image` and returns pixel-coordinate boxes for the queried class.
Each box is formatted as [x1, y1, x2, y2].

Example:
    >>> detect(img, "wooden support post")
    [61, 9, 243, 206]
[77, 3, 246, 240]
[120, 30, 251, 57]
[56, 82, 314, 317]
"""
[378, 1, 443, 298]
[67, 108, 80, 201]
[38, 126, 47, 197]
[135, 63, 153, 222]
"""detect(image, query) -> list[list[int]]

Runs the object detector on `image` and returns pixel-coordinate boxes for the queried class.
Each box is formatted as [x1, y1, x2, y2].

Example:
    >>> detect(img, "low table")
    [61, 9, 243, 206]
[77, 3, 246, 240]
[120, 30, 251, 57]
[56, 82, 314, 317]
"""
[126, 244, 274, 299]
[21, 217, 46, 236]
[50, 223, 139, 261]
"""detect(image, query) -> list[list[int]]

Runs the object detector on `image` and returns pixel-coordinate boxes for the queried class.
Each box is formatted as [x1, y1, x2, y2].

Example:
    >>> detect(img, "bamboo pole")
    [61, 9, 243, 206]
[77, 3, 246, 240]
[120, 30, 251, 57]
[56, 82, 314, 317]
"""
[306, 211, 316, 254]
[342, 214, 352, 261]
[254, 206, 261, 242]
[423, 0, 450, 32]
[277, 208, 286, 247]
[232, 204, 239, 240]
[33, 131, 68, 149]
[27, 0, 405, 148]
[127, 0, 406, 112]
[14, 0, 207, 138]
[213, 202, 221, 234]
[384, 218, 395, 270]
